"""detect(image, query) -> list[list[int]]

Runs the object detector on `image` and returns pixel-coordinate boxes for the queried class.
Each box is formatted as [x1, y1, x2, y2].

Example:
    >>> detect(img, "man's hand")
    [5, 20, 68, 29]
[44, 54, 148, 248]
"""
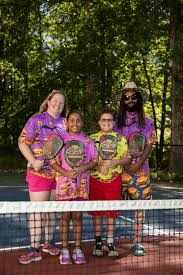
[126, 162, 141, 175]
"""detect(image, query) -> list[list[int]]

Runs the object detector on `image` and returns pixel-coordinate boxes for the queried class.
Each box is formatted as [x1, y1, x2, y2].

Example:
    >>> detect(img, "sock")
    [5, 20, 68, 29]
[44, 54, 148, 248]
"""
[107, 236, 114, 244]
[95, 236, 102, 243]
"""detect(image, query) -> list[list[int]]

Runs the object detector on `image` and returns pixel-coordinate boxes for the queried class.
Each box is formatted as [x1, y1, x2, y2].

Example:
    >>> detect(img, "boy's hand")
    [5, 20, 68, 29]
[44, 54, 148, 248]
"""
[99, 159, 112, 168]
[74, 165, 87, 176]
[98, 160, 110, 175]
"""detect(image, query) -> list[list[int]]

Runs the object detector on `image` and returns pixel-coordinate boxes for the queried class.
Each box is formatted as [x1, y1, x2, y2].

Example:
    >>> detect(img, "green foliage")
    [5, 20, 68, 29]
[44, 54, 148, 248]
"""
[0, 0, 177, 169]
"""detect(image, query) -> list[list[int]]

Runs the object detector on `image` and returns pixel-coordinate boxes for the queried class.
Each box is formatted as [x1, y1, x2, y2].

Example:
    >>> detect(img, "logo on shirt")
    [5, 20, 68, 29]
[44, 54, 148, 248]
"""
[99, 135, 118, 160]
[128, 132, 146, 158]
[64, 140, 85, 167]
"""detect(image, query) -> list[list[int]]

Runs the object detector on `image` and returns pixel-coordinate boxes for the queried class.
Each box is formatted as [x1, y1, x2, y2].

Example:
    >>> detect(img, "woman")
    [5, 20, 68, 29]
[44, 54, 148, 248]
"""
[117, 81, 156, 256]
[18, 89, 67, 264]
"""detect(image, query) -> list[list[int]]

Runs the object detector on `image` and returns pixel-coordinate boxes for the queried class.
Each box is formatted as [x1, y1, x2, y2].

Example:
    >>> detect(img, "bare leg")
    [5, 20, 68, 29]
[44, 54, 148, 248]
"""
[44, 190, 56, 243]
[107, 217, 115, 243]
[107, 216, 118, 256]
[61, 212, 70, 248]
[134, 210, 144, 243]
[95, 216, 102, 237]
[29, 191, 51, 248]
[72, 212, 82, 248]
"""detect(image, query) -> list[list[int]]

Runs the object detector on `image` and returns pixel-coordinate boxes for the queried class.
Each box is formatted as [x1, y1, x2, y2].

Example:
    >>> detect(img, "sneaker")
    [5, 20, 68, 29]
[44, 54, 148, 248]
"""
[18, 248, 42, 265]
[107, 243, 119, 257]
[92, 242, 104, 256]
[131, 243, 146, 256]
[59, 248, 72, 265]
[42, 243, 60, 256]
[72, 248, 86, 264]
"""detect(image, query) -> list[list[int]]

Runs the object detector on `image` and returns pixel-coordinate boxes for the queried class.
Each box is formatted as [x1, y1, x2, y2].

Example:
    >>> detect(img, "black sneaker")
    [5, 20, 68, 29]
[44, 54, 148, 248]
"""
[131, 243, 146, 256]
[92, 242, 104, 256]
[107, 243, 119, 257]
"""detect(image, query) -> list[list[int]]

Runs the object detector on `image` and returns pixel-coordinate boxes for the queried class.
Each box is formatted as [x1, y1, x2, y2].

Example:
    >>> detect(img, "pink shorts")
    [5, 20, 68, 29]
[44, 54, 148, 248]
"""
[26, 171, 56, 192]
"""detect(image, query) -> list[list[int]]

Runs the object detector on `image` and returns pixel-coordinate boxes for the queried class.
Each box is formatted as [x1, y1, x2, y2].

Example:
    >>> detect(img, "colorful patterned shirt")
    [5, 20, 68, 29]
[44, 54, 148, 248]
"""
[116, 112, 156, 182]
[55, 132, 98, 200]
[19, 111, 66, 179]
[90, 131, 128, 182]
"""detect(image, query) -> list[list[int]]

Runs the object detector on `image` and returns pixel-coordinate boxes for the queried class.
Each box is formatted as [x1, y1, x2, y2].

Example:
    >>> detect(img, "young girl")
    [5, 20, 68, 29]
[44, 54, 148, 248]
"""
[51, 111, 98, 265]
[18, 89, 67, 264]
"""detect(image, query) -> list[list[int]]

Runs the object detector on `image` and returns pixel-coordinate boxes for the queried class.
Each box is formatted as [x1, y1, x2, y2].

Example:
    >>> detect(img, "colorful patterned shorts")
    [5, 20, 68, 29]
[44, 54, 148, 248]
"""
[122, 173, 152, 200]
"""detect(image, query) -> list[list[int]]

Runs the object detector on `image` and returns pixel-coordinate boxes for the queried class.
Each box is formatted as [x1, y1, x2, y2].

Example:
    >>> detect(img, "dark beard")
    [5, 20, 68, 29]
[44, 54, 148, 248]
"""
[126, 104, 138, 112]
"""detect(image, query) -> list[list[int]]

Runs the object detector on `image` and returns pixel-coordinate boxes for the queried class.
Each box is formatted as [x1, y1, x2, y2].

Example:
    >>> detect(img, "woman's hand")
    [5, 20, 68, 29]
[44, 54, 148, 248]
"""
[31, 159, 44, 171]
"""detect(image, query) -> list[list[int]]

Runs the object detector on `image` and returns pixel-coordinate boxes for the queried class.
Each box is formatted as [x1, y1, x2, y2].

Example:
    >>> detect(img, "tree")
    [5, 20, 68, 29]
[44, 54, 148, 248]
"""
[170, 0, 183, 174]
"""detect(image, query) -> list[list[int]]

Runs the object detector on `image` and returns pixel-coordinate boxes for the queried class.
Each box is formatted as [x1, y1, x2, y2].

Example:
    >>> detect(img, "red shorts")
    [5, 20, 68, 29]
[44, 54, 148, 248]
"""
[89, 175, 122, 218]
[26, 171, 56, 192]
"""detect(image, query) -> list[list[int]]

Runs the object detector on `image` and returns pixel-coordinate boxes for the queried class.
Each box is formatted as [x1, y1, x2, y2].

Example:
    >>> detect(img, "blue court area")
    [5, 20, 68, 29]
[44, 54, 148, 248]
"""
[1, 209, 183, 249]
[1, 172, 183, 250]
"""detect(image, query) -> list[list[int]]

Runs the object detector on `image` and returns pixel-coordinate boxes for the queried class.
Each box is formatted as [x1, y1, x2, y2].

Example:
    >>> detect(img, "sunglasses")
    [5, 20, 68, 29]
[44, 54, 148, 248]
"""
[123, 94, 138, 101]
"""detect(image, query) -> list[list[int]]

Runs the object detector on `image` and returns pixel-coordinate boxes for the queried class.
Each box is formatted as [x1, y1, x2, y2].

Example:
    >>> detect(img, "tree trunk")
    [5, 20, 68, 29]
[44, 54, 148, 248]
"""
[159, 49, 170, 168]
[170, 1, 183, 174]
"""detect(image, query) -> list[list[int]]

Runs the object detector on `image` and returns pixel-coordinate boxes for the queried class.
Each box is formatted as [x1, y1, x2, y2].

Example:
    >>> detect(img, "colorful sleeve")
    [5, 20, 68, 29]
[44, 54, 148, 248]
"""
[18, 115, 39, 145]
[146, 119, 157, 145]
[117, 135, 128, 158]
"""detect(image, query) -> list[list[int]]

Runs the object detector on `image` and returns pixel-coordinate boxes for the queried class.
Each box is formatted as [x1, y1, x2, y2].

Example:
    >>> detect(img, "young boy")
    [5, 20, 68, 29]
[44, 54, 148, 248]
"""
[90, 110, 131, 257]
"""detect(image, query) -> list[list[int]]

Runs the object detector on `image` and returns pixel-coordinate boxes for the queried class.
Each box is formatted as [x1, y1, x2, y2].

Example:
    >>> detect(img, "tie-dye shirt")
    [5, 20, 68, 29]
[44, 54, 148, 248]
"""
[19, 111, 66, 179]
[55, 132, 98, 200]
[116, 112, 156, 182]
[90, 131, 128, 182]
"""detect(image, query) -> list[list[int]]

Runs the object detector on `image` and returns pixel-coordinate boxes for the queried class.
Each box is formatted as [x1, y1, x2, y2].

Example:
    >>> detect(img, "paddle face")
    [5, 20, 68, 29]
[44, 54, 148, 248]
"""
[128, 132, 146, 158]
[64, 140, 85, 168]
[43, 134, 64, 160]
[99, 135, 118, 160]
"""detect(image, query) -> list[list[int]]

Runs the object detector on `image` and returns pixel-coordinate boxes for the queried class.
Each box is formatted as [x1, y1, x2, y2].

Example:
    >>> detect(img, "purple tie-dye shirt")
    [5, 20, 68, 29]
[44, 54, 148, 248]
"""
[19, 111, 66, 179]
[55, 132, 98, 201]
[116, 112, 156, 177]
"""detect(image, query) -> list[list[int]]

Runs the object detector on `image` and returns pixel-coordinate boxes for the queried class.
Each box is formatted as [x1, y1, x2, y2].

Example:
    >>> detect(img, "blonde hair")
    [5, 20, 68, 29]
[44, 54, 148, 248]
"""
[39, 89, 67, 117]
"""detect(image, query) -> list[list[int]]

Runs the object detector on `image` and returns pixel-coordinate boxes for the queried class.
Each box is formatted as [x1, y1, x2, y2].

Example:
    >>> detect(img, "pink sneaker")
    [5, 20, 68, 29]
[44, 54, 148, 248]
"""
[18, 248, 42, 265]
[42, 243, 60, 256]
[72, 248, 86, 264]
[59, 248, 72, 265]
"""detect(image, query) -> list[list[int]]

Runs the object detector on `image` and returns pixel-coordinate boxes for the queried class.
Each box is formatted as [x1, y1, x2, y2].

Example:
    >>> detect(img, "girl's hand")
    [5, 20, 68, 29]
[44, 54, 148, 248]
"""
[65, 170, 78, 178]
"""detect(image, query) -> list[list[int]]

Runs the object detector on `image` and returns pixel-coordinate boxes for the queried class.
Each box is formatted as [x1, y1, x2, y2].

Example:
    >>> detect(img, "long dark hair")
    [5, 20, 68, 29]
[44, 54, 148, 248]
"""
[117, 90, 145, 129]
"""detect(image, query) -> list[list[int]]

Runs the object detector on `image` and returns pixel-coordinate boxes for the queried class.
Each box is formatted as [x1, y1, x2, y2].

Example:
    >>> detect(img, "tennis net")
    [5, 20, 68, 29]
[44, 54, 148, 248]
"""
[0, 199, 183, 275]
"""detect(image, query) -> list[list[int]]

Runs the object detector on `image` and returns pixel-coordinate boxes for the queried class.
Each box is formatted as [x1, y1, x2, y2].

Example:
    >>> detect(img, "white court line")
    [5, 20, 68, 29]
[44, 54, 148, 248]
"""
[152, 184, 183, 191]
[119, 215, 183, 236]
[0, 239, 94, 252]
[0, 186, 27, 189]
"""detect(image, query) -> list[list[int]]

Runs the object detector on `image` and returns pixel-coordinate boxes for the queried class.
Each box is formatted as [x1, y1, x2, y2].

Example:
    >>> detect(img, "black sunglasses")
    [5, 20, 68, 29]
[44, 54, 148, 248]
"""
[123, 94, 138, 101]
